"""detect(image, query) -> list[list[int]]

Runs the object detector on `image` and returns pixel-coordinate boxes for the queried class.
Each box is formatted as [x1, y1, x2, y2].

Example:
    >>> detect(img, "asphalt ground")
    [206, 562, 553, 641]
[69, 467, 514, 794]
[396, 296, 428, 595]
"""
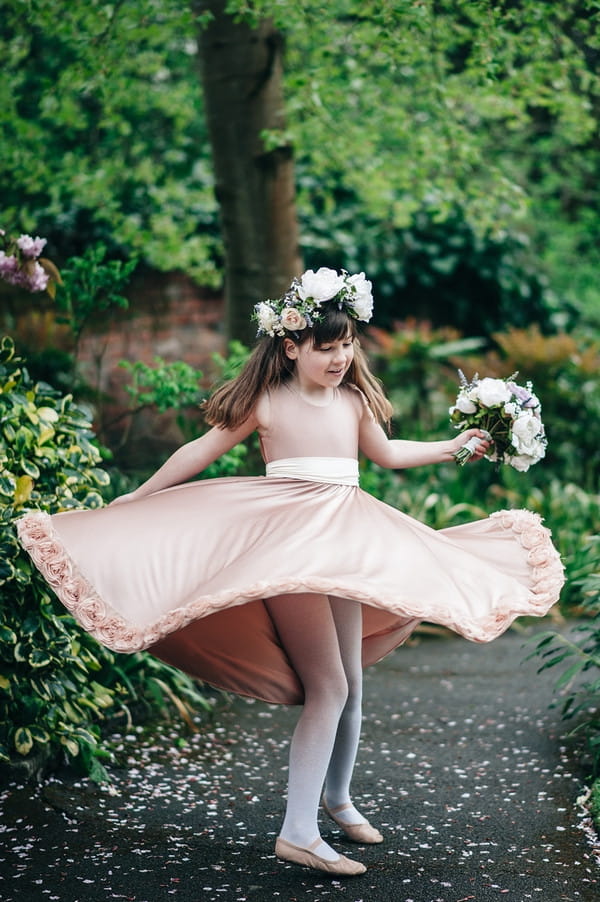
[0, 627, 598, 902]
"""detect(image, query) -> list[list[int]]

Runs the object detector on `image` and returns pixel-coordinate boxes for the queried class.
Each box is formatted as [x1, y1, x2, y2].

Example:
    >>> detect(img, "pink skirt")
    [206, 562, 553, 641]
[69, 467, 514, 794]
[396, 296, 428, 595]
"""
[17, 465, 564, 705]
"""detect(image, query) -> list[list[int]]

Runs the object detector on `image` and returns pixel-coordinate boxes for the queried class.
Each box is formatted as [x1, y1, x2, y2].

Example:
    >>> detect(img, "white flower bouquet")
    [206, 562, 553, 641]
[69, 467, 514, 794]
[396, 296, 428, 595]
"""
[449, 371, 547, 471]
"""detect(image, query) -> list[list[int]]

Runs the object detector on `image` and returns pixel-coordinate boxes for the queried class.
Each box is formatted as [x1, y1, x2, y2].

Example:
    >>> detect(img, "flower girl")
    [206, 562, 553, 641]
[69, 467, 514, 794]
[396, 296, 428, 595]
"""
[19, 267, 564, 876]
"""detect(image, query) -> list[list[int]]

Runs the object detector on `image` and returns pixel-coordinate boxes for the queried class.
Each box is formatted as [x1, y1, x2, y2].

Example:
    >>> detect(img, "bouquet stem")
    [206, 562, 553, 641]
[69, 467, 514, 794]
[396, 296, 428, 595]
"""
[454, 430, 492, 467]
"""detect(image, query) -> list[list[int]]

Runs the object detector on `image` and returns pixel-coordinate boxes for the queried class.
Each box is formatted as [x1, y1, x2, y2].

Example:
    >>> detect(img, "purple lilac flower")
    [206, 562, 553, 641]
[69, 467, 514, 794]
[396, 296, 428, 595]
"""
[0, 251, 20, 280]
[508, 381, 538, 408]
[16, 234, 47, 258]
[26, 261, 50, 291]
[0, 250, 49, 291]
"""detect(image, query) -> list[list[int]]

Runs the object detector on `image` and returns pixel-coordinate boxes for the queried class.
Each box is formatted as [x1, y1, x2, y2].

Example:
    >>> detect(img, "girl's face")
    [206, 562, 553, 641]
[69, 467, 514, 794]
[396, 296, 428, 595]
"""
[284, 333, 354, 393]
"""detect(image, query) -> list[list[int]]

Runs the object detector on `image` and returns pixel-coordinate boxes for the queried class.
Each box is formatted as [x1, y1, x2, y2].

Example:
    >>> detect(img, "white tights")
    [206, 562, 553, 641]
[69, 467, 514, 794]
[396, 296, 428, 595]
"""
[264, 593, 365, 859]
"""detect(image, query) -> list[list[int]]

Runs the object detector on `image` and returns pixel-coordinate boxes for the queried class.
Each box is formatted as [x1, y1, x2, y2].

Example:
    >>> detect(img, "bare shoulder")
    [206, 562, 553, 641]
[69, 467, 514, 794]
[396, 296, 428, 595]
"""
[342, 383, 374, 420]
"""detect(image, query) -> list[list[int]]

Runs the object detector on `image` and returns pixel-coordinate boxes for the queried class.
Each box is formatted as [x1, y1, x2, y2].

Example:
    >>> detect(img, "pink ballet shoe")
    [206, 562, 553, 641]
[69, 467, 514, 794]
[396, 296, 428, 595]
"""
[274, 836, 366, 876]
[321, 797, 384, 844]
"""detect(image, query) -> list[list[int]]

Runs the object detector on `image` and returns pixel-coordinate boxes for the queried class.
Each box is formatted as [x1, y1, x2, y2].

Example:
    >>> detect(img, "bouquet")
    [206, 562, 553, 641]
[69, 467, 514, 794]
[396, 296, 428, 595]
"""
[449, 371, 547, 471]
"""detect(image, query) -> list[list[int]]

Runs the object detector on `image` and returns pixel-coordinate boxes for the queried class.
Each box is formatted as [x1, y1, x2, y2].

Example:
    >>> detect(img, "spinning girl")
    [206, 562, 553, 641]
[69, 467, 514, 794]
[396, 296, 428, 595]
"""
[18, 268, 564, 877]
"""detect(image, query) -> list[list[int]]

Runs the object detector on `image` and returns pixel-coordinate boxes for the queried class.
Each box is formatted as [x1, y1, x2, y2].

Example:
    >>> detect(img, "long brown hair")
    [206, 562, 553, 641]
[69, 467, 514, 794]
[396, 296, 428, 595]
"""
[203, 306, 393, 429]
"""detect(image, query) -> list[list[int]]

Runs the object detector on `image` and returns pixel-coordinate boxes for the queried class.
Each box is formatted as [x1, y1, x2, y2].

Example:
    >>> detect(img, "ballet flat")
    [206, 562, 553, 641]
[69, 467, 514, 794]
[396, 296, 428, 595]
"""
[275, 837, 366, 876]
[322, 797, 384, 844]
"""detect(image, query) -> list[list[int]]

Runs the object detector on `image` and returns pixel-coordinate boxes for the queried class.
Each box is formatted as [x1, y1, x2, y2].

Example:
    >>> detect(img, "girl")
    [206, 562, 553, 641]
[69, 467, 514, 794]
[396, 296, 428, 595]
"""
[18, 268, 564, 878]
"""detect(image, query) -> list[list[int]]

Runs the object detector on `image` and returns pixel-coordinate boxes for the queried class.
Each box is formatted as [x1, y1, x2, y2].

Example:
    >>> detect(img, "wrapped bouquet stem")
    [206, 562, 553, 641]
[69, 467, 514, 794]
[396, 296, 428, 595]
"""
[455, 429, 493, 466]
[450, 371, 547, 472]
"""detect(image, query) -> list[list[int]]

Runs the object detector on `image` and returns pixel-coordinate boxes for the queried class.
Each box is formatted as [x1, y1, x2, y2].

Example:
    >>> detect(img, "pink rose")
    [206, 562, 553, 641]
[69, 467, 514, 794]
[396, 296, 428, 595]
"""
[97, 619, 142, 652]
[77, 597, 107, 629]
[44, 555, 71, 586]
[59, 578, 82, 608]
[280, 307, 307, 331]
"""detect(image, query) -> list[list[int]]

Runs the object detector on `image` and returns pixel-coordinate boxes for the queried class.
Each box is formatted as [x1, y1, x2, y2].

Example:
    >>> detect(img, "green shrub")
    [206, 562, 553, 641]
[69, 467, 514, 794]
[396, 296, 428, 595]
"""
[110, 352, 251, 484]
[528, 564, 600, 774]
[0, 335, 116, 776]
[0, 337, 210, 780]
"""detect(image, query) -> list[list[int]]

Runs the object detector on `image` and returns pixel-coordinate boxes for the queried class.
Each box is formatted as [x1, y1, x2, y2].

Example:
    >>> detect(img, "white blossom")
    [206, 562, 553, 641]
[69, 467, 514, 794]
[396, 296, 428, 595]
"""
[475, 377, 512, 407]
[297, 267, 345, 303]
[346, 271, 374, 321]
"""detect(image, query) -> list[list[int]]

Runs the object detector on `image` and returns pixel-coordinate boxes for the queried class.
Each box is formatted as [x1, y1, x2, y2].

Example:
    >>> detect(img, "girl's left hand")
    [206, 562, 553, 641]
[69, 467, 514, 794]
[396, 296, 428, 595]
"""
[452, 428, 491, 461]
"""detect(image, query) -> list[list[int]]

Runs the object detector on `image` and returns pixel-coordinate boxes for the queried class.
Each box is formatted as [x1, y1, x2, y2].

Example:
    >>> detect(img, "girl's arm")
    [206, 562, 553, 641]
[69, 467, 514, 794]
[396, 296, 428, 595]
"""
[111, 415, 258, 504]
[359, 414, 489, 469]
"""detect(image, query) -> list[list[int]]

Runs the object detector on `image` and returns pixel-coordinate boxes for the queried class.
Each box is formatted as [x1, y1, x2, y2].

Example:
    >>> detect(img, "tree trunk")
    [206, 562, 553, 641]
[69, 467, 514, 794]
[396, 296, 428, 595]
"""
[194, 0, 302, 344]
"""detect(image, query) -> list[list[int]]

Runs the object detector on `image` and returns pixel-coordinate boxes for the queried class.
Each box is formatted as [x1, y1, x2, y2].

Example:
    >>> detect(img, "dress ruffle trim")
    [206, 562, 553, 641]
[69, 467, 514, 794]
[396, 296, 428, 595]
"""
[488, 508, 565, 611]
[17, 508, 565, 654]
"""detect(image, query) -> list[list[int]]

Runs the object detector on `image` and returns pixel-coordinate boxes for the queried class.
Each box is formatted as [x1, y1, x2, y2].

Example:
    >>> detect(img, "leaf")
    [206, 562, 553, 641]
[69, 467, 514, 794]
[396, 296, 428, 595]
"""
[150, 677, 198, 732]
[20, 459, 40, 479]
[13, 642, 28, 662]
[14, 474, 34, 506]
[28, 648, 53, 668]
[60, 736, 80, 757]
[0, 674, 11, 690]
[38, 257, 63, 284]
[28, 725, 50, 743]
[14, 726, 33, 756]
[554, 659, 589, 690]
[0, 474, 16, 495]
[0, 626, 17, 644]
[0, 337, 15, 364]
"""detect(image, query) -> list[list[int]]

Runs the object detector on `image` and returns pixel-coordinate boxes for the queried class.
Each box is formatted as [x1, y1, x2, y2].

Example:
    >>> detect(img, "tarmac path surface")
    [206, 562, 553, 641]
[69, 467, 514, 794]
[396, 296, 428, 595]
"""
[0, 627, 598, 902]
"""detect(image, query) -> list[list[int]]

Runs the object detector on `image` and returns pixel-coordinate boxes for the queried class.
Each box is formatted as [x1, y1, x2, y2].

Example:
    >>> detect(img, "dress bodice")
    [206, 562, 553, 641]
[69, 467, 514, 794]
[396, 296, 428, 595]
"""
[258, 383, 363, 464]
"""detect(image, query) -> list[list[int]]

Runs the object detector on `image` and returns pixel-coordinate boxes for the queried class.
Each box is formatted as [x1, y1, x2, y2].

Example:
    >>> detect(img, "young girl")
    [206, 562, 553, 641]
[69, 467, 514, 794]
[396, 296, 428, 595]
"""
[18, 267, 564, 878]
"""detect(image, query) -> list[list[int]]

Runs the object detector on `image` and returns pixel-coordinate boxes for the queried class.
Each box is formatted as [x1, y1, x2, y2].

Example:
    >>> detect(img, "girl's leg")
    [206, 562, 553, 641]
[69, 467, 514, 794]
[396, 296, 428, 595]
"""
[323, 596, 369, 826]
[264, 592, 349, 860]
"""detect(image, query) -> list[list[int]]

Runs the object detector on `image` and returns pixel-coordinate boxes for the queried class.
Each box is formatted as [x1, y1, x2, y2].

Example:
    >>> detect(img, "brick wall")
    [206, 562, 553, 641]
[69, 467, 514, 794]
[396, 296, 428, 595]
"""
[2, 271, 228, 468]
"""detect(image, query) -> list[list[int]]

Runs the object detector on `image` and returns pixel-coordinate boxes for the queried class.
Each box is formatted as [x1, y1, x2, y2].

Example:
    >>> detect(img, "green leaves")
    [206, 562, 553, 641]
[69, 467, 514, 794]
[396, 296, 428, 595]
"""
[1, 0, 220, 282]
[120, 357, 203, 414]
[14, 727, 34, 756]
[0, 337, 215, 780]
[0, 336, 118, 772]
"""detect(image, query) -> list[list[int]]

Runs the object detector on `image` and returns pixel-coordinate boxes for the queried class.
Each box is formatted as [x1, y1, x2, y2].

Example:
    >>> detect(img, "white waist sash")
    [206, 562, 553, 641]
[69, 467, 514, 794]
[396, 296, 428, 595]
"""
[265, 457, 359, 486]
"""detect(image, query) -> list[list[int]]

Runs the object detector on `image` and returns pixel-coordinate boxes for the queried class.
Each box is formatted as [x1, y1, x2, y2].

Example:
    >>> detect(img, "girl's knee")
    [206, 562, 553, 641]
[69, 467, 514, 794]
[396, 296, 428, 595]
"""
[305, 673, 349, 713]
[345, 676, 363, 707]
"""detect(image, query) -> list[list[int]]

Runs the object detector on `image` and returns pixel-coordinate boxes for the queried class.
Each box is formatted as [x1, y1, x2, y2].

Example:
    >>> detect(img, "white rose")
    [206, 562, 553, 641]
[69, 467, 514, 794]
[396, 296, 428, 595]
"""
[346, 272, 374, 321]
[475, 377, 512, 407]
[511, 412, 543, 455]
[455, 394, 477, 414]
[297, 267, 345, 303]
[504, 401, 518, 418]
[509, 453, 534, 472]
[255, 302, 280, 336]
[280, 307, 307, 331]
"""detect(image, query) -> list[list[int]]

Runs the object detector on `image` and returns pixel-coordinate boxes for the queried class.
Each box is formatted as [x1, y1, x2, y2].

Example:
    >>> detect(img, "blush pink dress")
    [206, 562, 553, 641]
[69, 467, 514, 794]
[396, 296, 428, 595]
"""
[17, 383, 564, 705]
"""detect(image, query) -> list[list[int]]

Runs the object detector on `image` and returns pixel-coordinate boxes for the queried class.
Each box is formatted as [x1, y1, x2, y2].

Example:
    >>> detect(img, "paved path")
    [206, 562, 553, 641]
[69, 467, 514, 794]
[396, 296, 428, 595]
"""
[0, 628, 598, 902]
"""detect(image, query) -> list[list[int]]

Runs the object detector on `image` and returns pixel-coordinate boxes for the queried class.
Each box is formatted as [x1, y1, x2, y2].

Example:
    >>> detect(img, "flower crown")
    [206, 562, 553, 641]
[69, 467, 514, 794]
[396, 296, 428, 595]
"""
[253, 267, 374, 338]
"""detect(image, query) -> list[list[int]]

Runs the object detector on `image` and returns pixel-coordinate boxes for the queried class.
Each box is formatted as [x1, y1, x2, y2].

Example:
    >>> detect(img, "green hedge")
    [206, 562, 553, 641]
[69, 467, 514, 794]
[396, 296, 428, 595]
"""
[0, 337, 209, 780]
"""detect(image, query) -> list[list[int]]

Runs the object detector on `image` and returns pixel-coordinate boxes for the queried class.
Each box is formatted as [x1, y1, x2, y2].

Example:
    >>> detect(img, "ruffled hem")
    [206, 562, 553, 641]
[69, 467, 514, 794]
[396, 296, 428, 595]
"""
[17, 506, 564, 655]
[488, 508, 565, 612]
